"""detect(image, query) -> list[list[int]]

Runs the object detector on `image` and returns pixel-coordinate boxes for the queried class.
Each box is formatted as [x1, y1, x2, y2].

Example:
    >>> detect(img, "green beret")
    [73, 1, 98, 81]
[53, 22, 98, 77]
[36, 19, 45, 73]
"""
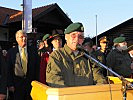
[64, 22, 84, 34]
[113, 37, 126, 43]
[42, 34, 50, 41]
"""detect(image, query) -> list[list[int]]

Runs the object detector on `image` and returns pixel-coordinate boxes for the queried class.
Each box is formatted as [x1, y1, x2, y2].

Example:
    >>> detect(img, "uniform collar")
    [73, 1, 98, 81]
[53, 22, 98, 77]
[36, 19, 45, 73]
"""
[64, 44, 73, 55]
[115, 48, 127, 54]
[64, 44, 85, 59]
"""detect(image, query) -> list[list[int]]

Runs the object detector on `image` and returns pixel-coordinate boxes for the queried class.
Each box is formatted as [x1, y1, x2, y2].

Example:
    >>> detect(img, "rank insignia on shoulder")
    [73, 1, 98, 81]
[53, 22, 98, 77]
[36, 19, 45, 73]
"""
[97, 56, 102, 61]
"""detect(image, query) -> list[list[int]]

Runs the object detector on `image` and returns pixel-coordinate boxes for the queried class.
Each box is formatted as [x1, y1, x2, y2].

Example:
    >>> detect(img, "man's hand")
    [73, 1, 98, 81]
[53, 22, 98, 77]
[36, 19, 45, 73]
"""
[0, 94, 6, 100]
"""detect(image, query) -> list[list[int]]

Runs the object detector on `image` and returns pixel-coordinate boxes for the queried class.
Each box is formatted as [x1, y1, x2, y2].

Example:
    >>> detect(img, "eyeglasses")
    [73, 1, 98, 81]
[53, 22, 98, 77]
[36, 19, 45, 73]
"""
[18, 36, 27, 39]
[70, 33, 84, 40]
[119, 42, 127, 45]
[100, 42, 108, 44]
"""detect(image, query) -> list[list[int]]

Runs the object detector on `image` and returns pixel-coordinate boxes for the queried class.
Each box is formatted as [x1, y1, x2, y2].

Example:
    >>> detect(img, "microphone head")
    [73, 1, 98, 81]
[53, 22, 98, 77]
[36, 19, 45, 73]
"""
[76, 44, 81, 49]
[76, 44, 89, 54]
[76, 44, 84, 51]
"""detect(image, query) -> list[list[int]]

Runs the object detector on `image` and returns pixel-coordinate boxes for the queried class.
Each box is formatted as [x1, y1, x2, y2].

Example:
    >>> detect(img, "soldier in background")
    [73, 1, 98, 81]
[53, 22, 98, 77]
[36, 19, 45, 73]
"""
[106, 36, 132, 78]
[39, 34, 52, 84]
[93, 36, 109, 77]
[49, 29, 64, 51]
[82, 37, 95, 55]
[38, 34, 52, 57]
[39, 30, 63, 84]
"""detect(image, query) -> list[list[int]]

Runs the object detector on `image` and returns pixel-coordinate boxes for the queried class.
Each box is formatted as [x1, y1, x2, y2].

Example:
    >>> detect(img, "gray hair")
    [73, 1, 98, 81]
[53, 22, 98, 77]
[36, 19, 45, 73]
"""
[15, 30, 26, 38]
[114, 43, 119, 48]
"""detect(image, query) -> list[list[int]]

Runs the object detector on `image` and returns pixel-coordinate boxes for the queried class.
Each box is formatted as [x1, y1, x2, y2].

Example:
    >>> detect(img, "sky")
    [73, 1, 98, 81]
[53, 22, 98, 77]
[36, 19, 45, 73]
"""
[0, 0, 133, 37]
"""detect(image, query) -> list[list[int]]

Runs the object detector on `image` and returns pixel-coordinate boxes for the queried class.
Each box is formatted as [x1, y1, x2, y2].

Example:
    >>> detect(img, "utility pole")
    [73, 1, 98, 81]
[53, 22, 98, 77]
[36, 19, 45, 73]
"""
[21, 0, 32, 33]
[22, 0, 24, 30]
[95, 15, 98, 47]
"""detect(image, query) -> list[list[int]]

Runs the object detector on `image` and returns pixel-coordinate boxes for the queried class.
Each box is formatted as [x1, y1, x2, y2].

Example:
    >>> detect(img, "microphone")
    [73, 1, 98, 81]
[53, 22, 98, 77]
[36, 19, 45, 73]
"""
[76, 44, 89, 55]
[76, 44, 84, 51]
[77, 45, 133, 90]
[76, 44, 87, 51]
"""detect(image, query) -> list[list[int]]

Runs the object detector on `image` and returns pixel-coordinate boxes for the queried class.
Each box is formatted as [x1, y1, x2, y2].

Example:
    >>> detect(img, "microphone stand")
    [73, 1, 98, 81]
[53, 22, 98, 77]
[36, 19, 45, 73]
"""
[81, 50, 133, 100]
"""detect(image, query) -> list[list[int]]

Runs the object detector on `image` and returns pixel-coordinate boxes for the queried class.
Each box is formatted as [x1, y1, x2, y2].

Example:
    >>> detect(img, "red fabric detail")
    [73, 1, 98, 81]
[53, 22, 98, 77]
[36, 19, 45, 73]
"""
[39, 52, 49, 84]
[49, 36, 53, 38]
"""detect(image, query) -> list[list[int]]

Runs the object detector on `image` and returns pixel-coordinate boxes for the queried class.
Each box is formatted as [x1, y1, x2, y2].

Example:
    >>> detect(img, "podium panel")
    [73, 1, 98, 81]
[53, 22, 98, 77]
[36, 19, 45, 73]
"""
[31, 81, 133, 100]
[31, 81, 48, 100]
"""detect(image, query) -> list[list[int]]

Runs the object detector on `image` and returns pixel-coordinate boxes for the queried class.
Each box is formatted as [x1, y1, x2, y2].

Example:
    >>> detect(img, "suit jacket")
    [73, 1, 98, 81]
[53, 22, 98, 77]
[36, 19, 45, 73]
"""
[0, 51, 7, 94]
[7, 45, 40, 92]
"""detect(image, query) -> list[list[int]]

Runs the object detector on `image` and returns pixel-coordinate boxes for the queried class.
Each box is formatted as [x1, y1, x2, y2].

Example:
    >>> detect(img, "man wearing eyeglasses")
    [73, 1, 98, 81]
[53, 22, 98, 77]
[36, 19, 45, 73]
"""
[7, 30, 39, 100]
[46, 22, 106, 88]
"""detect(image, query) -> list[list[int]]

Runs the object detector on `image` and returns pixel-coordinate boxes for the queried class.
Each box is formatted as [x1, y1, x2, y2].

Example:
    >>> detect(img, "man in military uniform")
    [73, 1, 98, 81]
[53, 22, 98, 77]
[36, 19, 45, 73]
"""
[82, 37, 95, 55]
[46, 22, 106, 88]
[39, 34, 52, 84]
[49, 29, 64, 50]
[38, 34, 51, 57]
[93, 36, 109, 77]
[106, 36, 132, 78]
[94, 36, 108, 65]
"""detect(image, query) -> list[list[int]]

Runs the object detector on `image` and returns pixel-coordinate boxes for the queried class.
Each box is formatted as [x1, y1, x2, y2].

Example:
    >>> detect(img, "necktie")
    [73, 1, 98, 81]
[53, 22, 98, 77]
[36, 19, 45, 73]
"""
[21, 48, 27, 74]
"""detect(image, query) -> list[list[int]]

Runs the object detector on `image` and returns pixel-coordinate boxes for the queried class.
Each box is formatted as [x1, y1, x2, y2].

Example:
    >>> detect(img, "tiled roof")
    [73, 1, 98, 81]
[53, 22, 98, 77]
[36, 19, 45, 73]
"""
[32, 4, 53, 17]
[0, 6, 20, 25]
[0, 4, 54, 25]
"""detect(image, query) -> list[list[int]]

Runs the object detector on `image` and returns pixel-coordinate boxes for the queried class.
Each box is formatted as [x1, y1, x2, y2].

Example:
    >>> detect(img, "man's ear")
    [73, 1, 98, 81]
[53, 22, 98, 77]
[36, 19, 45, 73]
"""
[65, 34, 68, 41]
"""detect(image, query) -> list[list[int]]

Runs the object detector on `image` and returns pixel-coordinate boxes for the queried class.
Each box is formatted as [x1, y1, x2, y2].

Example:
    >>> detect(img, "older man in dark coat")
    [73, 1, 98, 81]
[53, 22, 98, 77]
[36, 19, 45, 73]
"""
[7, 30, 40, 100]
